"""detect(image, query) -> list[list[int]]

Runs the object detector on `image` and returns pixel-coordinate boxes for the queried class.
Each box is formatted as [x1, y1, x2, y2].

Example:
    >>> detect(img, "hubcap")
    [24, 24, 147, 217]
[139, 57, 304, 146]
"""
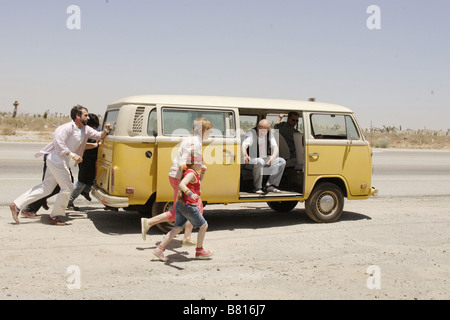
[318, 194, 335, 213]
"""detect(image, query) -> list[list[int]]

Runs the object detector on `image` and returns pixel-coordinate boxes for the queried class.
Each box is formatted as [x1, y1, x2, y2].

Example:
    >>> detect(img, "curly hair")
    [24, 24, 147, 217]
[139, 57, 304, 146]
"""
[70, 105, 88, 121]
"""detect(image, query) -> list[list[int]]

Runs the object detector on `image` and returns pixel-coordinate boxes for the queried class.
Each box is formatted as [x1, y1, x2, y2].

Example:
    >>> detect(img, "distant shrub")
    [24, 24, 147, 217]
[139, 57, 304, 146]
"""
[0, 114, 70, 134]
[374, 138, 390, 148]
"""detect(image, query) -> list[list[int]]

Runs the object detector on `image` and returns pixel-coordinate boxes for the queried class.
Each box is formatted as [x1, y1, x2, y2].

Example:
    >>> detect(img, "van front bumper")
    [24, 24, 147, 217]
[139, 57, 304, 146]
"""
[92, 186, 129, 208]
[370, 186, 379, 196]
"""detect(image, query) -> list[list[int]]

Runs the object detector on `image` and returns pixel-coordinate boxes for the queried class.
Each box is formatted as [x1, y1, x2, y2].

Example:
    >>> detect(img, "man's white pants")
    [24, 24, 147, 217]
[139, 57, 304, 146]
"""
[14, 160, 74, 217]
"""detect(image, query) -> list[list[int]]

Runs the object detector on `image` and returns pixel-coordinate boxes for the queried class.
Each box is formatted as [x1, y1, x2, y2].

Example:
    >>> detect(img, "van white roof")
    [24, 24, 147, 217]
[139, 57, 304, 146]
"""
[109, 95, 352, 113]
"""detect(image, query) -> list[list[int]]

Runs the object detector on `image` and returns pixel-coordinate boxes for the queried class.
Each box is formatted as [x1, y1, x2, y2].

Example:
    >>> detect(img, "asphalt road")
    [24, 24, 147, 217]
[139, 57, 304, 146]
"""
[0, 143, 52, 205]
[1, 142, 449, 204]
[371, 148, 450, 197]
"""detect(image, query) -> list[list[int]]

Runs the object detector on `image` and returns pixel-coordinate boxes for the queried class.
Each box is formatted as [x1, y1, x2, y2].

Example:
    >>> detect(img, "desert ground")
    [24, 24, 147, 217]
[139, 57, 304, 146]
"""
[0, 134, 449, 301]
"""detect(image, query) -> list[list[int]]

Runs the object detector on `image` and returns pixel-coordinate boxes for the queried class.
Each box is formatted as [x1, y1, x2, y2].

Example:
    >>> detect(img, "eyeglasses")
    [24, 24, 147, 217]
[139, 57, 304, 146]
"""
[290, 118, 299, 123]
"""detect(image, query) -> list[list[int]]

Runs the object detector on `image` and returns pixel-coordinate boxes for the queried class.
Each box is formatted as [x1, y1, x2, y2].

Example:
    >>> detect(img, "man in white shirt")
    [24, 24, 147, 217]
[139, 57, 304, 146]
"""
[242, 119, 286, 194]
[10, 105, 111, 225]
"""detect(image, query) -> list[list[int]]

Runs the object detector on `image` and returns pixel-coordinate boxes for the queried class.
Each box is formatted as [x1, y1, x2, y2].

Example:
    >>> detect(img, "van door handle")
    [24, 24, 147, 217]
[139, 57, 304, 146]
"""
[223, 153, 236, 165]
[309, 153, 320, 160]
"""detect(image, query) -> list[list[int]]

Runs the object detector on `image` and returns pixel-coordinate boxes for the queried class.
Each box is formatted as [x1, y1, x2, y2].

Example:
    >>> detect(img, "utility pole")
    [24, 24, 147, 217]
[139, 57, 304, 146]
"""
[13, 101, 19, 118]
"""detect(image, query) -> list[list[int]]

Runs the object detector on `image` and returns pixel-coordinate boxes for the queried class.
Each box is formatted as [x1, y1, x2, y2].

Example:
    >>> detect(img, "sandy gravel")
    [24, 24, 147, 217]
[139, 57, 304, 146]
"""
[1, 195, 449, 300]
[0, 131, 53, 143]
[1, 136, 449, 301]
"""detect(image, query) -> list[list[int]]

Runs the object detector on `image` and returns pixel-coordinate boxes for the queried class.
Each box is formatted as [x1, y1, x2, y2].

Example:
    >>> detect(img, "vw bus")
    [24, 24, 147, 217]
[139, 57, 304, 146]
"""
[93, 95, 377, 231]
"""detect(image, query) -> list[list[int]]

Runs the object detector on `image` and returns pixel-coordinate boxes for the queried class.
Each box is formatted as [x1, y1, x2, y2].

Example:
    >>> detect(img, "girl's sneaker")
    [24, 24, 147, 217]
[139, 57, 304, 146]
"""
[153, 245, 167, 262]
[195, 247, 213, 259]
[182, 239, 196, 246]
[141, 218, 150, 241]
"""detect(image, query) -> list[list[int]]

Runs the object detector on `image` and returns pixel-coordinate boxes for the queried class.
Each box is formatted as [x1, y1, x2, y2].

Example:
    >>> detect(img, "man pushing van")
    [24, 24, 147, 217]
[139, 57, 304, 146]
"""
[9, 105, 111, 226]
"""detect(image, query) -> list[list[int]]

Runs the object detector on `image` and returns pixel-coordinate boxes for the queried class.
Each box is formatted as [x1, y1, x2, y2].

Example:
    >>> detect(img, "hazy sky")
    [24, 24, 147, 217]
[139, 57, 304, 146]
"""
[0, 0, 449, 130]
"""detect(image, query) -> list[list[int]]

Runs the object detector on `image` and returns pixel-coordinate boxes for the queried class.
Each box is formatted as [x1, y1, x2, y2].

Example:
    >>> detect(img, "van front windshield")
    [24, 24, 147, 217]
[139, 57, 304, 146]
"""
[103, 109, 119, 135]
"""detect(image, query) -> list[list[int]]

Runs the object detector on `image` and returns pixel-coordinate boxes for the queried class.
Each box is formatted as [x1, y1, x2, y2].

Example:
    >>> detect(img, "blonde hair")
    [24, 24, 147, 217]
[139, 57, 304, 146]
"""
[193, 117, 212, 138]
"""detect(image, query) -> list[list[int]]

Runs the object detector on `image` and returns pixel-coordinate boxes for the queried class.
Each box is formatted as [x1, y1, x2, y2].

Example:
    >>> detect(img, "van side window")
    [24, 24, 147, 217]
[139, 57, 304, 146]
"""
[346, 116, 360, 140]
[103, 109, 119, 136]
[240, 115, 258, 134]
[147, 108, 157, 136]
[162, 108, 235, 137]
[311, 114, 360, 140]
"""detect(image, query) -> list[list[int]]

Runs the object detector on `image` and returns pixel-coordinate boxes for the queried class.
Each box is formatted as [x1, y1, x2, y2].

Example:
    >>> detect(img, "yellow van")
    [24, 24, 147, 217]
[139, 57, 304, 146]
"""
[93, 95, 377, 231]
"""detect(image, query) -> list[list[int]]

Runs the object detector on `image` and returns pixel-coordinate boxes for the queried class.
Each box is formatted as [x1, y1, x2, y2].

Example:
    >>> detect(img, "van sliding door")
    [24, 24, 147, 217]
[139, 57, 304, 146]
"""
[156, 107, 240, 203]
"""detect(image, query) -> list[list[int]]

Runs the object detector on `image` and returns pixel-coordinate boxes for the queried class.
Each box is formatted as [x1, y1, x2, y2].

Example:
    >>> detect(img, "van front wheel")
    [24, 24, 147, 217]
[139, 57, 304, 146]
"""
[305, 182, 344, 223]
[151, 201, 174, 233]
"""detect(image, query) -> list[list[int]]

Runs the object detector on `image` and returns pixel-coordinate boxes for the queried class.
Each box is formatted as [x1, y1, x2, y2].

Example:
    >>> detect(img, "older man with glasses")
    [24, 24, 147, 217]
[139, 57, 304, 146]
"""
[275, 111, 300, 160]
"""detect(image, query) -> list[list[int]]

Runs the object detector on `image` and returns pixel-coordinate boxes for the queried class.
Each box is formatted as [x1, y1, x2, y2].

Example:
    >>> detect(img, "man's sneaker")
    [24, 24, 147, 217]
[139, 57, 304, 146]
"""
[67, 203, 79, 211]
[9, 203, 20, 224]
[195, 247, 213, 260]
[266, 185, 281, 193]
[81, 192, 92, 201]
[21, 209, 39, 219]
[254, 188, 264, 194]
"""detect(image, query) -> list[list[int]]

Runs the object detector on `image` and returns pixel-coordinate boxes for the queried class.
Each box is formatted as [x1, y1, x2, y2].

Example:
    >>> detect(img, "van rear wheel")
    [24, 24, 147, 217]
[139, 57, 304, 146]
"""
[151, 201, 174, 233]
[305, 182, 344, 223]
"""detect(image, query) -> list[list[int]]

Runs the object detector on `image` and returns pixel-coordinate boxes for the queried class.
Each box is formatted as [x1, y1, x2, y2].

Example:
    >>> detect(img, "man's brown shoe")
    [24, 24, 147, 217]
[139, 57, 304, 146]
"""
[48, 216, 66, 226]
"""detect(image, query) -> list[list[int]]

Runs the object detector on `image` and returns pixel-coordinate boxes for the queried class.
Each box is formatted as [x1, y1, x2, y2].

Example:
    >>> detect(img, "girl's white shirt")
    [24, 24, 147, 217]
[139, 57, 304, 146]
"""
[168, 135, 202, 180]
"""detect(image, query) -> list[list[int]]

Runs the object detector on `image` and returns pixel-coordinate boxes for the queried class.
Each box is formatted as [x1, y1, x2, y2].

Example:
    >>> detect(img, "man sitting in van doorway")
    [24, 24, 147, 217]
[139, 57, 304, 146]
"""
[242, 119, 286, 194]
